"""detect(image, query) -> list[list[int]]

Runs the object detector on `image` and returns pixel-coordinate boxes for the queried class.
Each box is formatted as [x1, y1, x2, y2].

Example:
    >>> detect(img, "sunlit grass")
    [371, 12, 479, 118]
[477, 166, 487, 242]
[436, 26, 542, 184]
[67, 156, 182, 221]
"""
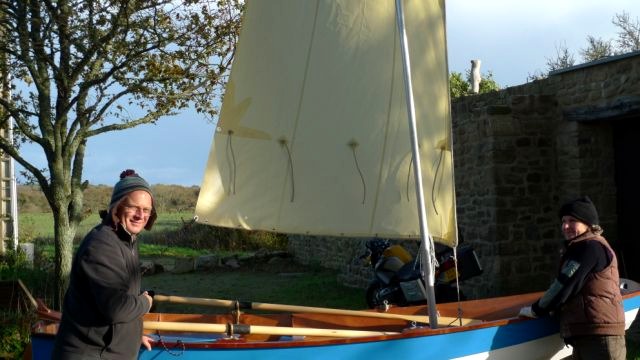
[19, 211, 195, 240]
[143, 269, 366, 314]
[139, 243, 207, 257]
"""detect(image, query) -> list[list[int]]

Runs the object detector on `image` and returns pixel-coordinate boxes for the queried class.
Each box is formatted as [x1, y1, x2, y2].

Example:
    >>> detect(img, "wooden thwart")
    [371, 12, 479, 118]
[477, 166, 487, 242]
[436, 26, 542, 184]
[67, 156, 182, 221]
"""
[144, 320, 399, 338]
[153, 294, 478, 327]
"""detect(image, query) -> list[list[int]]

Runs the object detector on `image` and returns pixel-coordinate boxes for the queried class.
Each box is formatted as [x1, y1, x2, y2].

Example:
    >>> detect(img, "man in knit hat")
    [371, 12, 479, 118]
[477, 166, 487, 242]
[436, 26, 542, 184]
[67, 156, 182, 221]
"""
[519, 196, 626, 359]
[53, 169, 157, 359]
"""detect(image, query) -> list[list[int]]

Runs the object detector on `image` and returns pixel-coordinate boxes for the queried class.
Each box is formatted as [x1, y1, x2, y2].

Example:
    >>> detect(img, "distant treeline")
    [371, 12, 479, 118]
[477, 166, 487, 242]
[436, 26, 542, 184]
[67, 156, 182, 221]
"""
[18, 184, 199, 214]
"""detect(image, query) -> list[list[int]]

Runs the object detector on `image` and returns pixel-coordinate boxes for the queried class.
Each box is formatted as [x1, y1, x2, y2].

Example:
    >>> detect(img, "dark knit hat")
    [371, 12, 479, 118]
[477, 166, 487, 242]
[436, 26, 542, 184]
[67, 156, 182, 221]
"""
[558, 196, 599, 226]
[109, 169, 157, 230]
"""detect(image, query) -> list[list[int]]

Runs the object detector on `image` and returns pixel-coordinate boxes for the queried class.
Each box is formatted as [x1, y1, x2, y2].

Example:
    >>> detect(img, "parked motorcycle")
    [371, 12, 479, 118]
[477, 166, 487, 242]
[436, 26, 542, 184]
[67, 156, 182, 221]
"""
[361, 239, 482, 308]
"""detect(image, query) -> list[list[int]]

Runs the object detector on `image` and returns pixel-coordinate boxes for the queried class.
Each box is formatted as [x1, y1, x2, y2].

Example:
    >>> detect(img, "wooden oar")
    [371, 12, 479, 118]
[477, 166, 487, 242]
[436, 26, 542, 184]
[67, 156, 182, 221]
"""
[144, 320, 399, 338]
[153, 294, 478, 326]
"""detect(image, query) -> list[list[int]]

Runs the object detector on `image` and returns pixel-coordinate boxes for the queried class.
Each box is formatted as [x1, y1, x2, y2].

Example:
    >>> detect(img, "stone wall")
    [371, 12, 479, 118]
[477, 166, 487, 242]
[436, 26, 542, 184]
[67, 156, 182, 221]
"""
[453, 52, 639, 298]
[451, 93, 561, 297]
[288, 52, 640, 299]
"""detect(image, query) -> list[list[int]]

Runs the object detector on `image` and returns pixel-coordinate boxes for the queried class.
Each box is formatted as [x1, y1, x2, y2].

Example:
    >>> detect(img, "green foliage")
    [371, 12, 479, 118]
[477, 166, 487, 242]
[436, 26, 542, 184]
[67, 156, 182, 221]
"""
[0, 252, 50, 358]
[0, 314, 30, 359]
[0, 248, 55, 302]
[449, 71, 500, 99]
[141, 222, 288, 252]
[152, 185, 201, 213]
[139, 244, 205, 258]
[449, 72, 470, 99]
[477, 71, 500, 94]
[0, 248, 28, 272]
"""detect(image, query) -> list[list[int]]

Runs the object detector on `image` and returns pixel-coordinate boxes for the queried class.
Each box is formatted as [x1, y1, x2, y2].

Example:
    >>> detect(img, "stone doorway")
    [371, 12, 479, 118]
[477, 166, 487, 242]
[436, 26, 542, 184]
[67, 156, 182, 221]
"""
[614, 116, 640, 280]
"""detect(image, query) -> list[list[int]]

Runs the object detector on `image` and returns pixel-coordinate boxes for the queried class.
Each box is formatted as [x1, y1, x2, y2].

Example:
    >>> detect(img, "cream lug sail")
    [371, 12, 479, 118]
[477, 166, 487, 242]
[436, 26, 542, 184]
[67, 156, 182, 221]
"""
[195, 0, 456, 247]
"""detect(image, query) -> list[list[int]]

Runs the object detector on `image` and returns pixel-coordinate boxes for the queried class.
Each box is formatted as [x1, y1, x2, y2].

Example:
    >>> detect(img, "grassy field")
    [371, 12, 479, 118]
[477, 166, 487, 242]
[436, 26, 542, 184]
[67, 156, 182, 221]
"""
[142, 265, 366, 314]
[19, 211, 195, 240]
[15, 211, 366, 311]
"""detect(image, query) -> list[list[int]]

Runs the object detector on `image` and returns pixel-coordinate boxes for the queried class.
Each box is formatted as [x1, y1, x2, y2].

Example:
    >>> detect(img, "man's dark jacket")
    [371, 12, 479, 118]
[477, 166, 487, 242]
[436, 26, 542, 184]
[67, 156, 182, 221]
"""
[52, 217, 150, 359]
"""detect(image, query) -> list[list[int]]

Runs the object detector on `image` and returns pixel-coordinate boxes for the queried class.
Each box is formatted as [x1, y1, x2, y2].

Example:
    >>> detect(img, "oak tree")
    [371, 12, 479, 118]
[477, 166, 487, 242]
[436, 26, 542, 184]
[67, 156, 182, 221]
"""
[0, 0, 243, 307]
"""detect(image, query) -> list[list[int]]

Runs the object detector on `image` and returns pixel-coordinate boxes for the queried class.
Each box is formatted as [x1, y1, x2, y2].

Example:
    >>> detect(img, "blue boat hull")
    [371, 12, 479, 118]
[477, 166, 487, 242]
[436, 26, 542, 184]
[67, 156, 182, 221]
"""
[31, 293, 640, 360]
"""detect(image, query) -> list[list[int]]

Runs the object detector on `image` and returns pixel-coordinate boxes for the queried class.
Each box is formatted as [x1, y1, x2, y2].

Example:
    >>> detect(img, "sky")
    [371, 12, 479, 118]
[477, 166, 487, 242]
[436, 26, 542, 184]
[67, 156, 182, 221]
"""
[16, 0, 640, 187]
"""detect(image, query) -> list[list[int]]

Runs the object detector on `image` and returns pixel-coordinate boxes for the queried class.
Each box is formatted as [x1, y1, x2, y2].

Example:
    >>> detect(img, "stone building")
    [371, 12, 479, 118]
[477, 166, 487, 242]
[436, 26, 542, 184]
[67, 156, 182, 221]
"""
[453, 50, 639, 298]
[288, 50, 640, 299]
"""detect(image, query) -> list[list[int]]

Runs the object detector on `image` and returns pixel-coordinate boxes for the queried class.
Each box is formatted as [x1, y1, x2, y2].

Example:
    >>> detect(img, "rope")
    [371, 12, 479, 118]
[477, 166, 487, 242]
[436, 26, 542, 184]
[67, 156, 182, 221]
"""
[430, 147, 445, 215]
[279, 138, 295, 202]
[226, 130, 237, 195]
[404, 146, 446, 216]
[349, 140, 366, 204]
[156, 334, 186, 357]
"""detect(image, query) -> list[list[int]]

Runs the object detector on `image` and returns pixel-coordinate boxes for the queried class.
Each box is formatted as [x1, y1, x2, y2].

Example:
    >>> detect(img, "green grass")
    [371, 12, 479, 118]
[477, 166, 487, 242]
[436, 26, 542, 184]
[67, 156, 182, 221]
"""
[35, 243, 217, 263]
[139, 244, 205, 257]
[142, 268, 366, 314]
[19, 211, 195, 241]
[20, 212, 204, 263]
[16, 210, 365, 311]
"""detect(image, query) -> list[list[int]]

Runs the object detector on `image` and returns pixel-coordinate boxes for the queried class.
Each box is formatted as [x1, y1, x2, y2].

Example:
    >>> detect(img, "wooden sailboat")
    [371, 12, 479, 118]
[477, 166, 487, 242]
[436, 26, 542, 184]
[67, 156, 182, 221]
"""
[30, 0, 640, 358]
[27, 289, 640, 359]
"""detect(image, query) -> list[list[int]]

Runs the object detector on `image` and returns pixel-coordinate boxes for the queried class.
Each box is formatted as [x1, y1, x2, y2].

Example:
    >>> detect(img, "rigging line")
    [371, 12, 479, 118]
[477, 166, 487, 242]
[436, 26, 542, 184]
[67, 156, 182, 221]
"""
[279, 138, 295, 202]
[349, 140, 366, 205]
[226, 130, 237, 195]
[452, 245, 465, 327]
[431, 147, 445, 215]
[414, 237, 423, 271]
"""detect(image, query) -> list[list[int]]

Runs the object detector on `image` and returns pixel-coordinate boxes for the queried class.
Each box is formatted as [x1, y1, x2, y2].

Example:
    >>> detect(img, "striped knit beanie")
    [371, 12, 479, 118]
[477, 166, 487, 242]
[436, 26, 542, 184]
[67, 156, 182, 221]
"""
[109, 169, 157, 230]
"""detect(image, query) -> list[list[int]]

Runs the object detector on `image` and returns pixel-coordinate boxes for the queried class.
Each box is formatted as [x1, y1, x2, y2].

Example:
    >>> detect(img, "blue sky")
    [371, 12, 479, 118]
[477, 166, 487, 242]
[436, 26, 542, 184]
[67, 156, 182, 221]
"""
[446, 0, 640, 87]
[17, 0, 640, 186]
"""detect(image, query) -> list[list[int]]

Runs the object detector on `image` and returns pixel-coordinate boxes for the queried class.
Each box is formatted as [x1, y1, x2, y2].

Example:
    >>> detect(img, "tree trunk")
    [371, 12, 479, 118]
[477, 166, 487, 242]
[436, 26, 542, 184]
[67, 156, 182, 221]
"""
[53, 209, 78, 310]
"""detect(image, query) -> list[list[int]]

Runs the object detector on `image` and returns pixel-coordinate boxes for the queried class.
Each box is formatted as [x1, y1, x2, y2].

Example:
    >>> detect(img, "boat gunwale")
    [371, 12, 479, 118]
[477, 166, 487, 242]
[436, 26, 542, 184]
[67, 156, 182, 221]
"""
[30, 289, 640, 351]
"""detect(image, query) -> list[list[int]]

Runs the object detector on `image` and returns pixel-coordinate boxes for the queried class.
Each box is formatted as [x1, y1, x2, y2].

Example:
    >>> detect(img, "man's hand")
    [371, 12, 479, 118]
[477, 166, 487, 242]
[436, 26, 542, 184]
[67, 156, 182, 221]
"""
[142, 291, 153, 312]
[518, 306, 537, 318]
[141, 335, 153, 351]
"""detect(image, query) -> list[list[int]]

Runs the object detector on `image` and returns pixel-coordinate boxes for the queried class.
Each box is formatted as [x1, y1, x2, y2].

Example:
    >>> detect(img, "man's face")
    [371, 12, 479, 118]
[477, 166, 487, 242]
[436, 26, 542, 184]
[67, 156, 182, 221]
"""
[117, 190, 153, 235]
